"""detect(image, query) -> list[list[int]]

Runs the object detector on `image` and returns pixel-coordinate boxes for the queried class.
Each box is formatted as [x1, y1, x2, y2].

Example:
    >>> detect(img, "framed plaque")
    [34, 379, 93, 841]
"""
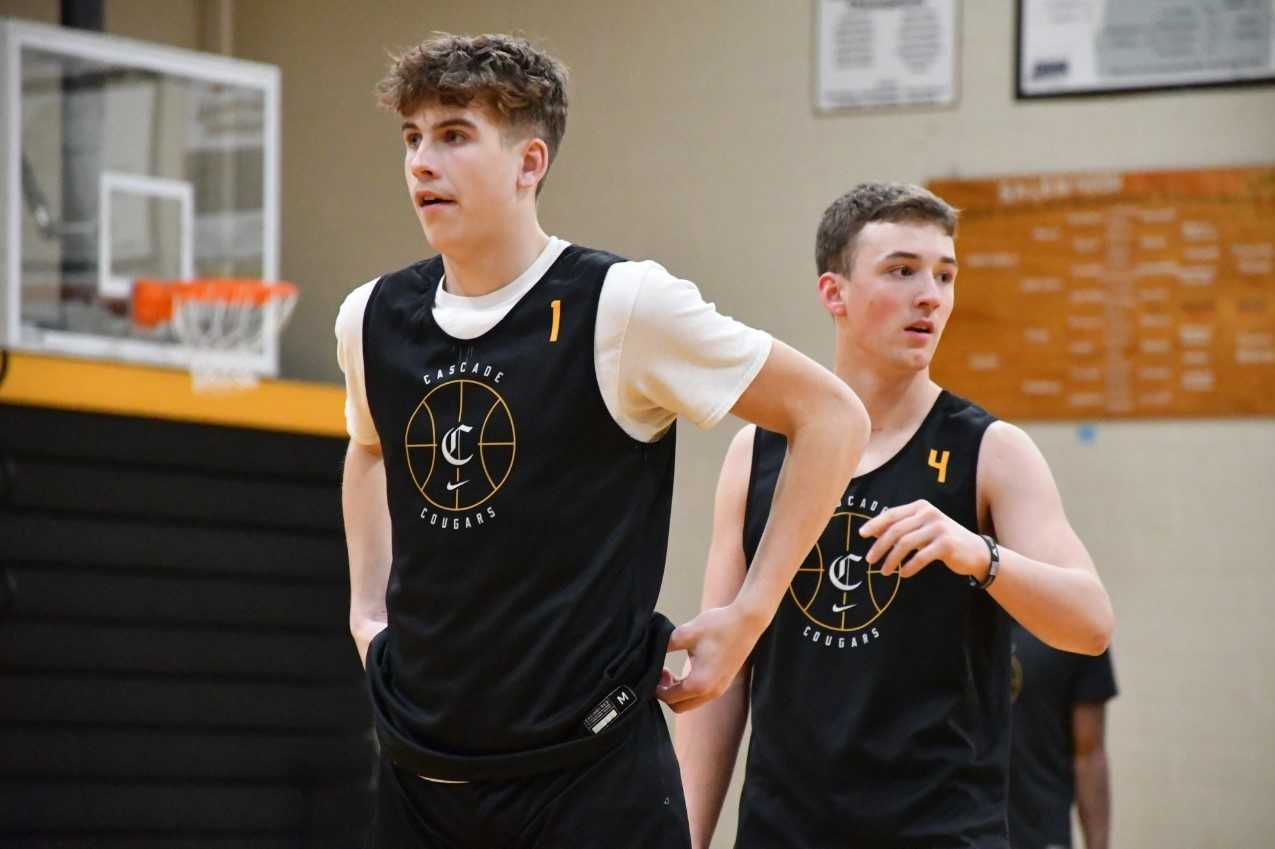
[1017, 0, 1275, 98]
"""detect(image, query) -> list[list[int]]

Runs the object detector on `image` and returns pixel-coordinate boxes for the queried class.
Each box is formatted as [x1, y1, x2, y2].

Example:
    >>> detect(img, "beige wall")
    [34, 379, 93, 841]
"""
[227, 0, 1275, 386]
[1030, 419, 1275, 847]
[10, 1, 1274, 846]
[231, 3, 1274, 845]
[3, 0, 202, 47]
[1, 1, 59, 26]
[236, 3, 1272, 846]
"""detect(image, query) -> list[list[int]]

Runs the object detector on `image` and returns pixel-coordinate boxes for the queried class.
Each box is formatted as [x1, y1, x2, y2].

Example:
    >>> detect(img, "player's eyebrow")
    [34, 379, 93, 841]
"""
[401, 117, 479, 135]
[432, 118, 479, 132]
[882, 250, 958, 268]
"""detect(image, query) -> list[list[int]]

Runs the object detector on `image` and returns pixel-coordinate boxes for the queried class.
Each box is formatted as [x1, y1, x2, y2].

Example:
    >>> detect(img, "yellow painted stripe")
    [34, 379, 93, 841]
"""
[0, 352, 347, 438]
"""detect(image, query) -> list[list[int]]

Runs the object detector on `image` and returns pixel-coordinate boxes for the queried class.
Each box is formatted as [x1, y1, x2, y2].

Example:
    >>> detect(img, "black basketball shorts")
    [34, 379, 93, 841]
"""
[366, 700, 690, 849]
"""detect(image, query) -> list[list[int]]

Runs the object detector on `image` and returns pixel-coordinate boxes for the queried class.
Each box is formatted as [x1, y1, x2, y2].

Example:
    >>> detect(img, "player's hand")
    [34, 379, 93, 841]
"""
[859, 499, 990, 580]
[656, 604, 766, 714]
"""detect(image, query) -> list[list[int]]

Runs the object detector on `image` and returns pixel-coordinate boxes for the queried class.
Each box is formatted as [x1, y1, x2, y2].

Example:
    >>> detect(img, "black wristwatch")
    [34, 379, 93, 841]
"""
[969, 534, 999, 590]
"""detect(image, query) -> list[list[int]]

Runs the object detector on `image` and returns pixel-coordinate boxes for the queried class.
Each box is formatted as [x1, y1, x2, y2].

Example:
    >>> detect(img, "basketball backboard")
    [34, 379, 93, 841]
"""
[0, 18, 282, 375]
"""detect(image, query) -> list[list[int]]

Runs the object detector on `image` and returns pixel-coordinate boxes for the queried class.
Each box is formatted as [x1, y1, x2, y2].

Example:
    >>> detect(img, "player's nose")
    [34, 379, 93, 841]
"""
[914, 273, 942, 309]
[409, 144, 439, 181]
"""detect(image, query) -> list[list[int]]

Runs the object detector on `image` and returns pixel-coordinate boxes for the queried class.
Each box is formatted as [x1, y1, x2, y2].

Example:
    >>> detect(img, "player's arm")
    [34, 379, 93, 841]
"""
[860, 422, 1112, 654]
[1073, 701, 1112, 849]
[603, 261, 867, 711]
[335, 281, 390, 667]
[674, 426, 756, 849]
[977, 422, 1113, 654]
[660, 340, 868, 712]
[343, 439, 391, 667]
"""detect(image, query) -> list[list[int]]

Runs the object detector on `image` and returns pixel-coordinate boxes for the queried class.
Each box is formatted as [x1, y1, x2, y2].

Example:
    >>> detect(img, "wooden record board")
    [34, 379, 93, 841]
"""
[926, 167, 1275, 419]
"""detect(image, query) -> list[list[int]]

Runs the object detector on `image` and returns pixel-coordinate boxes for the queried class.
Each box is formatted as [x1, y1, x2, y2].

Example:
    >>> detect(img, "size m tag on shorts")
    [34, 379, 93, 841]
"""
[583, 685, 638, 735]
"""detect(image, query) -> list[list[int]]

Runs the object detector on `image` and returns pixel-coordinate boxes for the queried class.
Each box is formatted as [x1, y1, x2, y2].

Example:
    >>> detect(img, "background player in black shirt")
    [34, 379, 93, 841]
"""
[676, 183, 1116, 849]
[1010, 621, 1119, 849]
[336, 34, 869, 848]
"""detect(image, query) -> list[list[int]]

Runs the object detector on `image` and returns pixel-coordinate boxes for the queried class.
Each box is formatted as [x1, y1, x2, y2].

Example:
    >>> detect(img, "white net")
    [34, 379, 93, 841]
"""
[135, 279, 298, 392]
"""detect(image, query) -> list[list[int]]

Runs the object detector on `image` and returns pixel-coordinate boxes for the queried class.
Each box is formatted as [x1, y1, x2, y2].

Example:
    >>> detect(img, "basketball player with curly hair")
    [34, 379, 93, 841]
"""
[335, 33, 868, 848]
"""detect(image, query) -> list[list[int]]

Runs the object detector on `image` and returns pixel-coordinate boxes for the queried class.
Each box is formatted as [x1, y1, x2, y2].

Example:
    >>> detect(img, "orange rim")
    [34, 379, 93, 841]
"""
[132, 278, 298, 323]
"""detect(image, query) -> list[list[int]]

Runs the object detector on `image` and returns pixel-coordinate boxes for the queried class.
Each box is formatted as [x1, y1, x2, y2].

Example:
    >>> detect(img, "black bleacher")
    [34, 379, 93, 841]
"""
[0, 403, 374, 847]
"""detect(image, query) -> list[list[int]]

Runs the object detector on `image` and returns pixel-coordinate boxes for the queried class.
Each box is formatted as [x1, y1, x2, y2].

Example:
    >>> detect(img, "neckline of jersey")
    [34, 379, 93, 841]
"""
[850, 388, 951, 482]
[419, 241, 575, 345]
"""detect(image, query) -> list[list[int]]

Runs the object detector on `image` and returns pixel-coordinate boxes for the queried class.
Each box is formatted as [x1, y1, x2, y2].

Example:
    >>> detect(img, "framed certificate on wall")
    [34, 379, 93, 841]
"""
[1017, 0, 1275, 98]
[816, 0, 959, 110]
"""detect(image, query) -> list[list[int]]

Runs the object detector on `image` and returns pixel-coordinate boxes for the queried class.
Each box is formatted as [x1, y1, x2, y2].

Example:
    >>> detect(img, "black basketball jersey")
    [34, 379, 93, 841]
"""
[359, 246, 677, 779]
[739, 390, 1007, 849]
[1008, 623, 1117, 849]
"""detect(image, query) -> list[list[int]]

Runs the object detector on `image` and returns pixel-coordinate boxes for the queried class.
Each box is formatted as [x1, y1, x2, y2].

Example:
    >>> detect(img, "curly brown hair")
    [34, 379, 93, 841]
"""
[816, 183, 959, 277]
[376, 33, 569, 171]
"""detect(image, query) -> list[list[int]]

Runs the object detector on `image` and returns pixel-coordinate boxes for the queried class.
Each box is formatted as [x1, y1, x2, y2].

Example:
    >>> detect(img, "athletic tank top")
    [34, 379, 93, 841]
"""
[360, 247, 676, 779]
[739, 390, 1008, 848]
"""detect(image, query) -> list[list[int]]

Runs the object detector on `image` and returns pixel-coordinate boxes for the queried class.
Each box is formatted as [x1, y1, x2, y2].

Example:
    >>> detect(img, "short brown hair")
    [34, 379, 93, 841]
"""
[376, 33, 569, 173]
[815, 182, 959, 277]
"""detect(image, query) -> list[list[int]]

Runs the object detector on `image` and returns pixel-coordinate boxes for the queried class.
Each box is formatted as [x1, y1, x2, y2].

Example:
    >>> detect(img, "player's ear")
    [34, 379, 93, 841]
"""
[516, 137, 550, 193]
[818, 272, 848, 318]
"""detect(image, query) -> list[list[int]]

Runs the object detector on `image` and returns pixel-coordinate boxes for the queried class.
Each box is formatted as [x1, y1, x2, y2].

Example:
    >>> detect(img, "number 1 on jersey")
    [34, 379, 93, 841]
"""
[549, 299, 561, 342]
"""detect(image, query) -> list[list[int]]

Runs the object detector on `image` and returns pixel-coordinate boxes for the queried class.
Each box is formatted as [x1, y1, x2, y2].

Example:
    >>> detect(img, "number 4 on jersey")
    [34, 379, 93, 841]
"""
[928, 449, 950, 484]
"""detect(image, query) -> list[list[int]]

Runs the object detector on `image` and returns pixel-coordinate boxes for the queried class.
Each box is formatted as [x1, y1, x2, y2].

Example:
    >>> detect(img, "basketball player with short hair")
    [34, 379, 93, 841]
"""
[1009, 623, 1118, 849]
[675, 183, 1115, 849]
[335, 34, 868, 848]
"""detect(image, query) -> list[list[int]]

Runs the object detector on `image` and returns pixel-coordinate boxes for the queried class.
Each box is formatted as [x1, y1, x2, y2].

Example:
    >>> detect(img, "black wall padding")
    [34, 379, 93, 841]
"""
[0, 838, 314, 849]
[0, 404, 374, 847]
[7, 458, 341, 531]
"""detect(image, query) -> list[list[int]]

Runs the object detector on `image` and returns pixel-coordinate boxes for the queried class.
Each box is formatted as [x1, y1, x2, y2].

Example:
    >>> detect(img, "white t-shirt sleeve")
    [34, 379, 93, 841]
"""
[596, 260, 772, 442]
[334, 279, 380, 446]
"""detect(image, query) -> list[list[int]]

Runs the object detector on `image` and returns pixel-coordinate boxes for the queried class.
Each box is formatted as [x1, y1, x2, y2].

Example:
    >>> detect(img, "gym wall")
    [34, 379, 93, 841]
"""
[232, 4, 1275, 845]
[8, 2, 1274, 847]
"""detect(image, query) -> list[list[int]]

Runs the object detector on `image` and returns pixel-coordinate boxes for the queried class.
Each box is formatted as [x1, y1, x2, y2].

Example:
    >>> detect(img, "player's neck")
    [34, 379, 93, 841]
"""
[834, 347, 941, 436]
[440, 219, 549, 298]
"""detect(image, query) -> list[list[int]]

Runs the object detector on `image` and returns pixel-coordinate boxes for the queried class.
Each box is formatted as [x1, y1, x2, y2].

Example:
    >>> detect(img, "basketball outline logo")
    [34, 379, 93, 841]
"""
[404, 378, 516, 512]
[789, 510, 901, 632]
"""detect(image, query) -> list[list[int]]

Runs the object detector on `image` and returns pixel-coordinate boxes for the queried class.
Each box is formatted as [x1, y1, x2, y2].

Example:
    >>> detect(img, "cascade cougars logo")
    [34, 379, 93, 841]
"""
[405, 378, 516, 512]
[790, 505, 900, 634]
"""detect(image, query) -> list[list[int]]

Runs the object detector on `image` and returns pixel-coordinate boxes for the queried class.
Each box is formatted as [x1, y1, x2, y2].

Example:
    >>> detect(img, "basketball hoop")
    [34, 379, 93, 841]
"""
[132, 278, 298, 391]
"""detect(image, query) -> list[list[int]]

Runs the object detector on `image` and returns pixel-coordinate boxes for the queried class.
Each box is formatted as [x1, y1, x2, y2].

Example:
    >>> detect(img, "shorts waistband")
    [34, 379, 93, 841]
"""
[367, 613, 675, 783]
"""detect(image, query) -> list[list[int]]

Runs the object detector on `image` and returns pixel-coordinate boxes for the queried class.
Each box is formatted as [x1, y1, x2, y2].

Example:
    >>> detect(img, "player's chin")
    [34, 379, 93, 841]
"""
[418, 220, 462, 252]
[896, 349, 935, 371]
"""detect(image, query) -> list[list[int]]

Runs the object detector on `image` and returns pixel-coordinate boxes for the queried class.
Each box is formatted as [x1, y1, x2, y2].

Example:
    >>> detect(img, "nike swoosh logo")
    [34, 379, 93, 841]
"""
[445, 480, 468, 491]
[832, 603, 856, 613]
